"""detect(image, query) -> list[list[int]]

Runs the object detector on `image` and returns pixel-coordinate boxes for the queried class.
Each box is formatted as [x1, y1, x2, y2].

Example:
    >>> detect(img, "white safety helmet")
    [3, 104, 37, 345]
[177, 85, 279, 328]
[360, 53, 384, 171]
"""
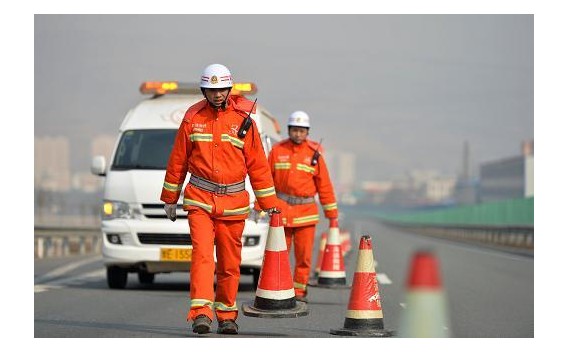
[288, 111, 310, 128]
[200, 64, 233, 89]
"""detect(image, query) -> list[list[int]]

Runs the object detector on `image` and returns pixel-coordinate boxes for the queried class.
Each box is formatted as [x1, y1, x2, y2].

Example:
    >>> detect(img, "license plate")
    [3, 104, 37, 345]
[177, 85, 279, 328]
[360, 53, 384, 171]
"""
[160, 248, 192, 262]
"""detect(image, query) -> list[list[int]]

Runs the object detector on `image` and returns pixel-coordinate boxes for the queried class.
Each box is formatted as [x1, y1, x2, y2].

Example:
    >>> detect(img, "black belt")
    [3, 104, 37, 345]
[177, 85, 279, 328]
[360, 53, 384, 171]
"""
[189, 174, 245, 195]
[277, 192, 315, 205]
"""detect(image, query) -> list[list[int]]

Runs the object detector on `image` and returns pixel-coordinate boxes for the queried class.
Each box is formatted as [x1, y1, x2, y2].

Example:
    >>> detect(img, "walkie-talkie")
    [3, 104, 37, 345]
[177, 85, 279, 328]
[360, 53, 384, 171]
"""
[311, 138, 323, 166]
[237, 98, 258, 138]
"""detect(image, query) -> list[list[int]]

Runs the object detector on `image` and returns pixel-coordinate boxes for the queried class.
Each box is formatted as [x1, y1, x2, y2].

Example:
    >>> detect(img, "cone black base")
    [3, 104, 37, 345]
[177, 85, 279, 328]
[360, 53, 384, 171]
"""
[253, 296, 296, 310]
[241, 300, 309, 318]
[308, 278, 350, 289]
[330, 327, 394, 337]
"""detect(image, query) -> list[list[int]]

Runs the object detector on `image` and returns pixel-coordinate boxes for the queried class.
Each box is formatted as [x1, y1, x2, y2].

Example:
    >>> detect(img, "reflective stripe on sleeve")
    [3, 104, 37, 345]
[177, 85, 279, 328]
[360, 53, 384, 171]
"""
[163, 181, 183, 192]
[322, 202, 338, 211]
[254, 186, 276, 198]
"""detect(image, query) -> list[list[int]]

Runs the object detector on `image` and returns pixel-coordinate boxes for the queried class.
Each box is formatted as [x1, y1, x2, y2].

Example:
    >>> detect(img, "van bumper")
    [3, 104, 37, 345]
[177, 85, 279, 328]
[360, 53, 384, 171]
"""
[100, 219, 268, 273]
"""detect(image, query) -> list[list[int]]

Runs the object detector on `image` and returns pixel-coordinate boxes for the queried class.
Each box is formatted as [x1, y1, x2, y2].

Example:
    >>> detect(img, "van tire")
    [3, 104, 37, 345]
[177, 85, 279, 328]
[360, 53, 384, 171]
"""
[138, 271, 155, 284]
[107, 266, 127, 289]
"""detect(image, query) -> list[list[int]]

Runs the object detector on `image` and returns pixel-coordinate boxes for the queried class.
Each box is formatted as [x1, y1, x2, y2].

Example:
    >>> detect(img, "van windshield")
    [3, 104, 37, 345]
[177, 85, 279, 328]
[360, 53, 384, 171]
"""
[112, 129, 177, 170]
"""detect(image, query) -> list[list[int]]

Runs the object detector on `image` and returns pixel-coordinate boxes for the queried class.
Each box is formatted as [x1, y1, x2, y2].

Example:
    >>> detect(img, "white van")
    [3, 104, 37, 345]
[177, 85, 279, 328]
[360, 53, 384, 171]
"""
[91, 81, 282, 289]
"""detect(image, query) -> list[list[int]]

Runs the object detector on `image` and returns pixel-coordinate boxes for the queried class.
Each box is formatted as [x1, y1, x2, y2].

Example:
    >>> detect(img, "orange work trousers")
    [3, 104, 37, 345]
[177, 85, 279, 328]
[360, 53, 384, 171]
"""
[186, 208, 245, 322]
[284, 225, 316, 297]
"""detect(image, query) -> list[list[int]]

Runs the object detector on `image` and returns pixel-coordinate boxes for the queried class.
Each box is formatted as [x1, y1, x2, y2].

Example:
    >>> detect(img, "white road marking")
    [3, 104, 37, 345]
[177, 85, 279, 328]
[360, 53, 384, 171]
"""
[34, 268, 105, 294]
[35, 256, 102, 284]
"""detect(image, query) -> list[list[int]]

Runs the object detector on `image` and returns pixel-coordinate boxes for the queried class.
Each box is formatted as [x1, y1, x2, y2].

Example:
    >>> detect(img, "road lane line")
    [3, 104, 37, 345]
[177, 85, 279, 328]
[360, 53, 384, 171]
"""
[34, 268, 105, 294]
[35, 256, 102, 284]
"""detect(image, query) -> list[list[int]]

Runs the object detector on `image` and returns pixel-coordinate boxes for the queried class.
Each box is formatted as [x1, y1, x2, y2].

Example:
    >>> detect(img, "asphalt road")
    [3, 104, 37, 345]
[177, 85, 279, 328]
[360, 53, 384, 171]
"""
[34, 218, 533, 338]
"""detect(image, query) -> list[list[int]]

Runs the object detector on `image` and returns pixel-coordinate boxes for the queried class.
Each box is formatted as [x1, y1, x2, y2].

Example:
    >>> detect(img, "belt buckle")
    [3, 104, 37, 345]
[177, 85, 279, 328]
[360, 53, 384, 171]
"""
[215, 184, 228, 195]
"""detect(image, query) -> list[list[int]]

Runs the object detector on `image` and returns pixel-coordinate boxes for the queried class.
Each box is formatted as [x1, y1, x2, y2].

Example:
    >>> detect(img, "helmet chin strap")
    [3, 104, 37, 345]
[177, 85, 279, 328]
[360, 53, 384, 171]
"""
[201, 88, 231, 110]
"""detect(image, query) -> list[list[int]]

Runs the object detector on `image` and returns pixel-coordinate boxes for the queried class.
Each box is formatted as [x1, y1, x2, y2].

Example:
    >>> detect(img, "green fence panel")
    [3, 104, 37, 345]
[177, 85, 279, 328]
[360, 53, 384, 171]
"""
[378, 197, 533, 227]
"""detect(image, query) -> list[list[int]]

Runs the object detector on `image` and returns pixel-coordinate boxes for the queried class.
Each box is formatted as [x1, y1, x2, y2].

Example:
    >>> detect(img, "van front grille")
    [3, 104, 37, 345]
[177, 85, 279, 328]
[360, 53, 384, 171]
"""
[141, 203, 184, 219]
[137, 233, 191, 245]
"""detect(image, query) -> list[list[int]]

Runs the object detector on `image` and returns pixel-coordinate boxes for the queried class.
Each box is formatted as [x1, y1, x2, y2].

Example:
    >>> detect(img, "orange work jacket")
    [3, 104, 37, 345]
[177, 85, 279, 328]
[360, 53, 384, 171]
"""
[160, 95, 278, 220]
[268, 138, 338, 227]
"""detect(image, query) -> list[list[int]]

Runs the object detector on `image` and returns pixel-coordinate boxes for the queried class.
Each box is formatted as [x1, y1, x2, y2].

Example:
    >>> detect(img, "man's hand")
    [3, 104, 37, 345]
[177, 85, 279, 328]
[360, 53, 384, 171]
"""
[265, 207, 280, 215]
[164, 203, 177, 222]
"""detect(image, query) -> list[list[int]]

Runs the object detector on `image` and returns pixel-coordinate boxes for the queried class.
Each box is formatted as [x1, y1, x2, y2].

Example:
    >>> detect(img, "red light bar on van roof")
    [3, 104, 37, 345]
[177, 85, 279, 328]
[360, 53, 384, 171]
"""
[139, 81, 257, 95]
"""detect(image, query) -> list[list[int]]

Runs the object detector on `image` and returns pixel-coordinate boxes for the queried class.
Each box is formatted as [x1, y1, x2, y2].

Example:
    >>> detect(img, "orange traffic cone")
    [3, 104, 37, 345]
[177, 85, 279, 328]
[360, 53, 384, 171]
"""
[330, 235, 393, 336]
[398, 250, 451, 337]
[312, 232, 327, 279]
[312, 218, 349, 288]
[242, 210, 309, 318]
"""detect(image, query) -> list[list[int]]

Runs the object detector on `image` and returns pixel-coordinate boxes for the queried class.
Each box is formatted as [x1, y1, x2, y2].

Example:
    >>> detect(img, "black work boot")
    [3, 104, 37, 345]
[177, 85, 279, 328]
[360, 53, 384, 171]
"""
[192, 315, 212, 334]
[217, 320, 239, 334]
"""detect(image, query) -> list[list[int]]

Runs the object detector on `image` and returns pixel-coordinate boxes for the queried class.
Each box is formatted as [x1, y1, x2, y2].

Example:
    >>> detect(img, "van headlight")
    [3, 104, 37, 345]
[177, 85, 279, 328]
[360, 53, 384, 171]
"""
[102, 200, 136, 220]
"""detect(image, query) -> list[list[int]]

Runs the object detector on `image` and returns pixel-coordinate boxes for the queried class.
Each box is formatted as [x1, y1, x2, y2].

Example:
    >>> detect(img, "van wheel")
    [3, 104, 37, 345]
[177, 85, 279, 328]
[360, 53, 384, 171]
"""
[138, 271, 155, 284]
[252, 269, 260, 288]
[107, 266, 127, 289]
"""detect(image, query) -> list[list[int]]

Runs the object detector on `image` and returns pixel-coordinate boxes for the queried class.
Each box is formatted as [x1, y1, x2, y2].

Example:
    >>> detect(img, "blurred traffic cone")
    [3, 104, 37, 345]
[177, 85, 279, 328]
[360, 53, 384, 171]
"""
[330, 235, 393, 337]
[312, 232, 327, 280]
[242, 210, 309, 318]
[398, 250, 451, 337]
[312, 218, 349, 288]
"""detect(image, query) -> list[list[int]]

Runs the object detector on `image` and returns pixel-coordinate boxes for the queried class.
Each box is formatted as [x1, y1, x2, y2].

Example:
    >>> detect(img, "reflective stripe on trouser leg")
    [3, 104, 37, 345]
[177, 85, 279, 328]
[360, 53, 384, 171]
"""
[285, 225, 315, 296]
[214, 218, 244, 321]
[187, 208, 216, 321]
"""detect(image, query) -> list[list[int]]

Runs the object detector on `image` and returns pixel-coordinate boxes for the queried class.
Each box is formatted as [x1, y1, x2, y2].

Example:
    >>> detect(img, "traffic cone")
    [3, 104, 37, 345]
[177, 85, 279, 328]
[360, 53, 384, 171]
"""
[330, 235, 393, 337]
[242, 210, 309, 318]
[311, 218, 349, 288]
[312, 232, 327, 279]
[398, 250, 451, 337]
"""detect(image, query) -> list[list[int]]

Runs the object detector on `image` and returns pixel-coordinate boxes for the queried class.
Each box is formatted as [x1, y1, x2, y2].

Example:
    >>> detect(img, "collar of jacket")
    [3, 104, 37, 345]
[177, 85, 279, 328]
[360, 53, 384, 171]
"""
[285, 138, 319, 152]
[183, 96, 256, 123]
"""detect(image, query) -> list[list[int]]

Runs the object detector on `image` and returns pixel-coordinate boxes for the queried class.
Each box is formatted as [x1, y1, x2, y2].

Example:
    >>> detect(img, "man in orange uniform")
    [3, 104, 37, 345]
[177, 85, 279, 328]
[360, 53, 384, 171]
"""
[268, 110, 339, 302]
[160, 64, 278, 335]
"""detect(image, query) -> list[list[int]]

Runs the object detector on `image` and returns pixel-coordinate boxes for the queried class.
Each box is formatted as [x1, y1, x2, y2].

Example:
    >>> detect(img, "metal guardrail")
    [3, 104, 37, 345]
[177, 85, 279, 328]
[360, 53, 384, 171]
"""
[34, 226, 102, 259]
[381, 221, 533, 252]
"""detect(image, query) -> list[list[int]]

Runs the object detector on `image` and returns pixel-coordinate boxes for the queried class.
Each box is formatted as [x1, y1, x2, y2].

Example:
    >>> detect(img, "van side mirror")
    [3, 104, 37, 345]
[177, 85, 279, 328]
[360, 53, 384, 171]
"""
[91, 155, 107, 176]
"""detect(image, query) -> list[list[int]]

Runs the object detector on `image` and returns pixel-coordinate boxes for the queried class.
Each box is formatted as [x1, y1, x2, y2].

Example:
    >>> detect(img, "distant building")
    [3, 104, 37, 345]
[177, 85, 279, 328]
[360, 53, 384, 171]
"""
[359, 180, 394, 204]
[326, 150, 356, 193]
[454, 179, 479, 205]
[424, 176, 457, 203]
[478, 140, 534, 203]
[35, 136, 71, 191]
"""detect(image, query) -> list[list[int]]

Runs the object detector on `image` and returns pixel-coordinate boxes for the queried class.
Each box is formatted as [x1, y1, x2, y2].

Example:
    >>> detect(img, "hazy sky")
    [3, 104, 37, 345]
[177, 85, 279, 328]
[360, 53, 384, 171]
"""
[34, 14, 533, 182]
